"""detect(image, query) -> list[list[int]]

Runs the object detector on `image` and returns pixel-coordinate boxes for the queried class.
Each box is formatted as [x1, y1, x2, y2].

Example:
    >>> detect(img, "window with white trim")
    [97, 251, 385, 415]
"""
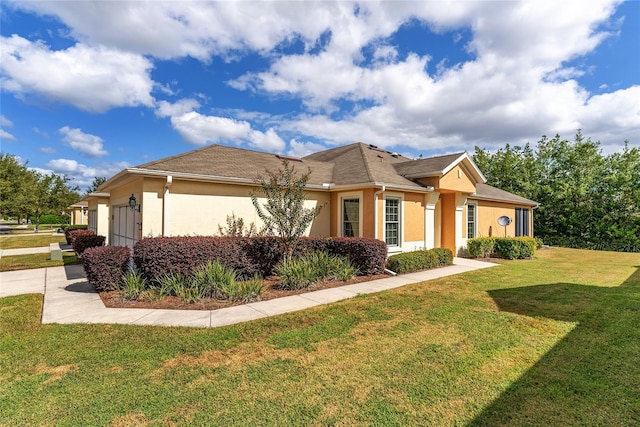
[385, 197, 400, 246]
[342, 198, 360, 237]
[467, 203, 476, 238]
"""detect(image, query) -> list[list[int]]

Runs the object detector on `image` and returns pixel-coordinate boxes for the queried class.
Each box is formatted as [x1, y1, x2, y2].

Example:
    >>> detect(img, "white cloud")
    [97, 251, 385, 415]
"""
[46, 158, 130, 189]
[39, 147, 57, 154]
[1, 35, 154, 112]
[0, 115, 13, 127]
[288, 139, 327, 157]
[157, 99, 286, 152]
[59, 126, 108, 157]
[0, 129, 17, 141]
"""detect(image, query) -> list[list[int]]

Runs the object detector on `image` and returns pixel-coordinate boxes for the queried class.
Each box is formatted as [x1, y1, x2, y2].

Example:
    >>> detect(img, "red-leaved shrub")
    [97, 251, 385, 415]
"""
[68, 229, 95, 245]
[133, 236, 387, 283]
[81, 246, 131, 292]
[73, 234, 106, 256]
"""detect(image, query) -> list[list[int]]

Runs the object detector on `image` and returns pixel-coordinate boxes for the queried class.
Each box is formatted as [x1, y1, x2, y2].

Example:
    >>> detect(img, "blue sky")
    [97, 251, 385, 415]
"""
[1, 0, 638, 191]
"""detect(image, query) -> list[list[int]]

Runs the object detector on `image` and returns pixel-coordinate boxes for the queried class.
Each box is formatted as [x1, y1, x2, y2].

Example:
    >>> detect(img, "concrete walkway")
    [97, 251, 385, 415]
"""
[0, 258, 497, 328]
[0, 241, 70, 258]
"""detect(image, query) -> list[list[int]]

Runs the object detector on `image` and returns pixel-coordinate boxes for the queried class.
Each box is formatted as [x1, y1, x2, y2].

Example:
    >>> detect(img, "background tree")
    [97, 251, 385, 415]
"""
[474, 132, 639, 252]
[0, 153, 80, 227]
[251, 161, 322, 261]
[84, 176, 106, 196]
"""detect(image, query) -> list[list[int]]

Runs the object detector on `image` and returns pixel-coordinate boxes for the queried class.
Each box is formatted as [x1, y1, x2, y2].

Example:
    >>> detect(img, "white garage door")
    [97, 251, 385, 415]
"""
[112, 206, 138, 248]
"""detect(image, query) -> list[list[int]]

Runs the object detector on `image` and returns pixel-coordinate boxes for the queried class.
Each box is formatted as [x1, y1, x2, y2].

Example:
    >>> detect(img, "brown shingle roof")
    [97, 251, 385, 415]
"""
[472, 183, 538, 206]
[304, 142, 426, 189]
[134, 144, 334, 185]
[393, 152, 465, 178]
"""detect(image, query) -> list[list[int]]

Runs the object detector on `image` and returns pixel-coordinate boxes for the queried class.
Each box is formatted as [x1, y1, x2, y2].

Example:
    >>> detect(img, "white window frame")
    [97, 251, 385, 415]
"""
[340, 191, 363, 237]
[383, 192, 404, 249]
[466, 202, 477, 239]
[384, 197, 401, 247]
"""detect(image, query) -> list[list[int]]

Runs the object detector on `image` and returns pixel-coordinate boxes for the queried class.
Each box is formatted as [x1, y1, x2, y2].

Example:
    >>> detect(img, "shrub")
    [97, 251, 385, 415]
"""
[190, 260, 237, 299]
[157, 272, 186, 297]
[120, 269, 147, 300]
[324, 238, 387, 275]
[534, 237, 544, 249]
[493, 237, 537, 259]
[37, 214, 69, 224]
[81, 246, 131, 292]
[72, 233, 105, 256]
[386, 248, 454, 274]
[67, 228, 94, 245]
[133, 236, 257, 283]
[133, 236, 387, 282]
[468, 237, 496, 258]
[276, 252, 355, 290]
[64, 225, 88, 244]
[226, 274, 265, 303]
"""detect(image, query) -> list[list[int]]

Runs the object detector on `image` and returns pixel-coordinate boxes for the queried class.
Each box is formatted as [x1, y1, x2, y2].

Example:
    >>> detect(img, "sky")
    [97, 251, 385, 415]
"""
[1, 0, 639, 191]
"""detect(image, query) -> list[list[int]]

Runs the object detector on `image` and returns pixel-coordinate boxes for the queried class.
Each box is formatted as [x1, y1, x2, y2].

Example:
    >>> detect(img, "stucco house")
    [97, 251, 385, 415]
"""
[84, 142, 537, 254]
[66, 201, 88, 225]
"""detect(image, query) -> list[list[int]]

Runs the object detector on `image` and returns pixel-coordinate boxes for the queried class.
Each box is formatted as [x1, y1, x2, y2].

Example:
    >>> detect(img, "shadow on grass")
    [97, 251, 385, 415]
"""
[470, 266, 640, 426]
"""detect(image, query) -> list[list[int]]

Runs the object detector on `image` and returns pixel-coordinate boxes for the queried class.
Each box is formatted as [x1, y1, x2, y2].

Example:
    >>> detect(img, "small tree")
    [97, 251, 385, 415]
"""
[217, 213, 262, 237]
[250, 161, 322, 262]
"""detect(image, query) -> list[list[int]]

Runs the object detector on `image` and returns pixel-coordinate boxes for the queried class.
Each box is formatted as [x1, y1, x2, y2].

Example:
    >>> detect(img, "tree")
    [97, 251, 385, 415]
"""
[474, 132, 639, 252]
[250, 161, 322, 261]
[84, 176, 106, 196]
[0, 153, 80, 227]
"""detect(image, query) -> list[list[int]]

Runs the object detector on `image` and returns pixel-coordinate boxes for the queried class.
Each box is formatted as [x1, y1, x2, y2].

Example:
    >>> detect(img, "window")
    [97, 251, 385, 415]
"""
[342, 198, 360, 237]
[385, 198, 400, 246]
[467, 203, 476, 238]
[515, 207, 529, 236]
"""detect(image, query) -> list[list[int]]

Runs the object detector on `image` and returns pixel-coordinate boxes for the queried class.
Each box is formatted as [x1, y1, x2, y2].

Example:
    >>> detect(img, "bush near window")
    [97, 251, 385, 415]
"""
[64, 225, 89, 244]
[468, 237, 496, 258]
[72, 233, 106, 256]
[81, 246, 131, 292]
[467, 237, 537, 259]
[133, 236, 387, 284]
[386, 248, 454, 274]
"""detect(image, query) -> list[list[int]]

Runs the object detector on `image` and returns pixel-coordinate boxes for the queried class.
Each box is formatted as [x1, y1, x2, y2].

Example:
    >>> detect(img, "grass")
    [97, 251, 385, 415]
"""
[0, 252, 78, 272]
[0, 248, 638, 425]
[0, 234, 66, 249]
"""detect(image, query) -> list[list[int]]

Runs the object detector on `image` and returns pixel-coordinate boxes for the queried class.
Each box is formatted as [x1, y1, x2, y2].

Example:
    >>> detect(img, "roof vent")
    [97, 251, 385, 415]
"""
[391, 152, 399, 158]
[369, 144, 378, 148]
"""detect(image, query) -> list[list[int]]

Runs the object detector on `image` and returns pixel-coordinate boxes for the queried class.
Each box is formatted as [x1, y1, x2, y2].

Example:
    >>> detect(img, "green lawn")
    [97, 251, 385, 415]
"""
[1, 248, 638, 425]
[0, 252, 78, 272]
[0, 234, 66, 249]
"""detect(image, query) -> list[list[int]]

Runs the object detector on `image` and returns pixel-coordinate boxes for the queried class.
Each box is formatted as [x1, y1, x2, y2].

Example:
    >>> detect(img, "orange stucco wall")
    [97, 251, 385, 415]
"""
[404, 192, 425, 242]
[439, 165, 476, 193]
[440, 193, 456, 252]
[469, 199, 533, 238]
[362, 188, 375, 238]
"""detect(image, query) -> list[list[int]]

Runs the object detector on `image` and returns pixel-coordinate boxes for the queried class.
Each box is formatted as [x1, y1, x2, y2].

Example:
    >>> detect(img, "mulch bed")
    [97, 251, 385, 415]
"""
[99, 273, 390, 311]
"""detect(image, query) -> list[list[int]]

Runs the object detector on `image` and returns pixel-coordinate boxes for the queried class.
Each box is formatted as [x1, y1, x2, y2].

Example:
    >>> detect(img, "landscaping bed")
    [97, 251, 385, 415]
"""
[98, 273, 389, 310]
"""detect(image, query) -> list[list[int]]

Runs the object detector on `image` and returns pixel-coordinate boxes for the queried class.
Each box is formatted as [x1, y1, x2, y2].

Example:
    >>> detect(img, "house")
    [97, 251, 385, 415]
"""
[66, 201, 88, 225]
[84, 142, 538, 254]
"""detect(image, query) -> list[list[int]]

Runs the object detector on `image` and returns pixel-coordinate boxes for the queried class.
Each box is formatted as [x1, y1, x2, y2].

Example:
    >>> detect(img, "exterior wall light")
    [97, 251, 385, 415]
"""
[129, 194, 140, 212]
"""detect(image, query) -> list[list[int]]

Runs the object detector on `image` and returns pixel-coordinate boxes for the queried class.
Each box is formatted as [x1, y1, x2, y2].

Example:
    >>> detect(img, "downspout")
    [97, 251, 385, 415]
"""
[373, 185, 386, 240]
[163, 175, 173, 236]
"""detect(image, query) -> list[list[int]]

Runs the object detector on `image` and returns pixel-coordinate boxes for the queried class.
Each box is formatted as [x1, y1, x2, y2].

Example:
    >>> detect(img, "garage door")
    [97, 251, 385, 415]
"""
[112, 205, 138, 248]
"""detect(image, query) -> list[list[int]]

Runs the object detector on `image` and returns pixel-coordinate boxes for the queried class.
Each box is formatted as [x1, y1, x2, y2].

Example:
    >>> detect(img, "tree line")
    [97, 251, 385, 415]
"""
[473, 132, 639, 252]
[0, 154, 81, 229]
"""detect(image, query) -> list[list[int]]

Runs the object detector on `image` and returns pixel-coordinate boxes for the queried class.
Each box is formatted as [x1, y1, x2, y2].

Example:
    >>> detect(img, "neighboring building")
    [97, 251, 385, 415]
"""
[66, 201, 88, 225]
[84, 142, 538, 254]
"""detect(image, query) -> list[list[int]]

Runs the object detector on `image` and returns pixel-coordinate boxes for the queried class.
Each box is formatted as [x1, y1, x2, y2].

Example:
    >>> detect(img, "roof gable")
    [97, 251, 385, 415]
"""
[393, 152, 486, 183]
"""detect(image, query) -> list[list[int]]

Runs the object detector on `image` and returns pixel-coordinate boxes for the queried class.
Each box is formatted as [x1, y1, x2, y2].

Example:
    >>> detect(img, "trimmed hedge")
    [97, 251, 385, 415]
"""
[386, 248, 454, 274]
[64, 225, 89, 244]
[468, 237, 496, 258]
[82, 246, 131, 292]
[133, 236, 387, 283]
[73, 234, 106, 256]
[467, 237, 537, 259]
[68, 228, 95, 245]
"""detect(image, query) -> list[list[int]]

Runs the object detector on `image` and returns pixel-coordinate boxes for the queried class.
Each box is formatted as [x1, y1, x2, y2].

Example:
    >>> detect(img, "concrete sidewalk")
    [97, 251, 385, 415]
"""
[0, 242, 71, 258]
[0, 258, 497, 328]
